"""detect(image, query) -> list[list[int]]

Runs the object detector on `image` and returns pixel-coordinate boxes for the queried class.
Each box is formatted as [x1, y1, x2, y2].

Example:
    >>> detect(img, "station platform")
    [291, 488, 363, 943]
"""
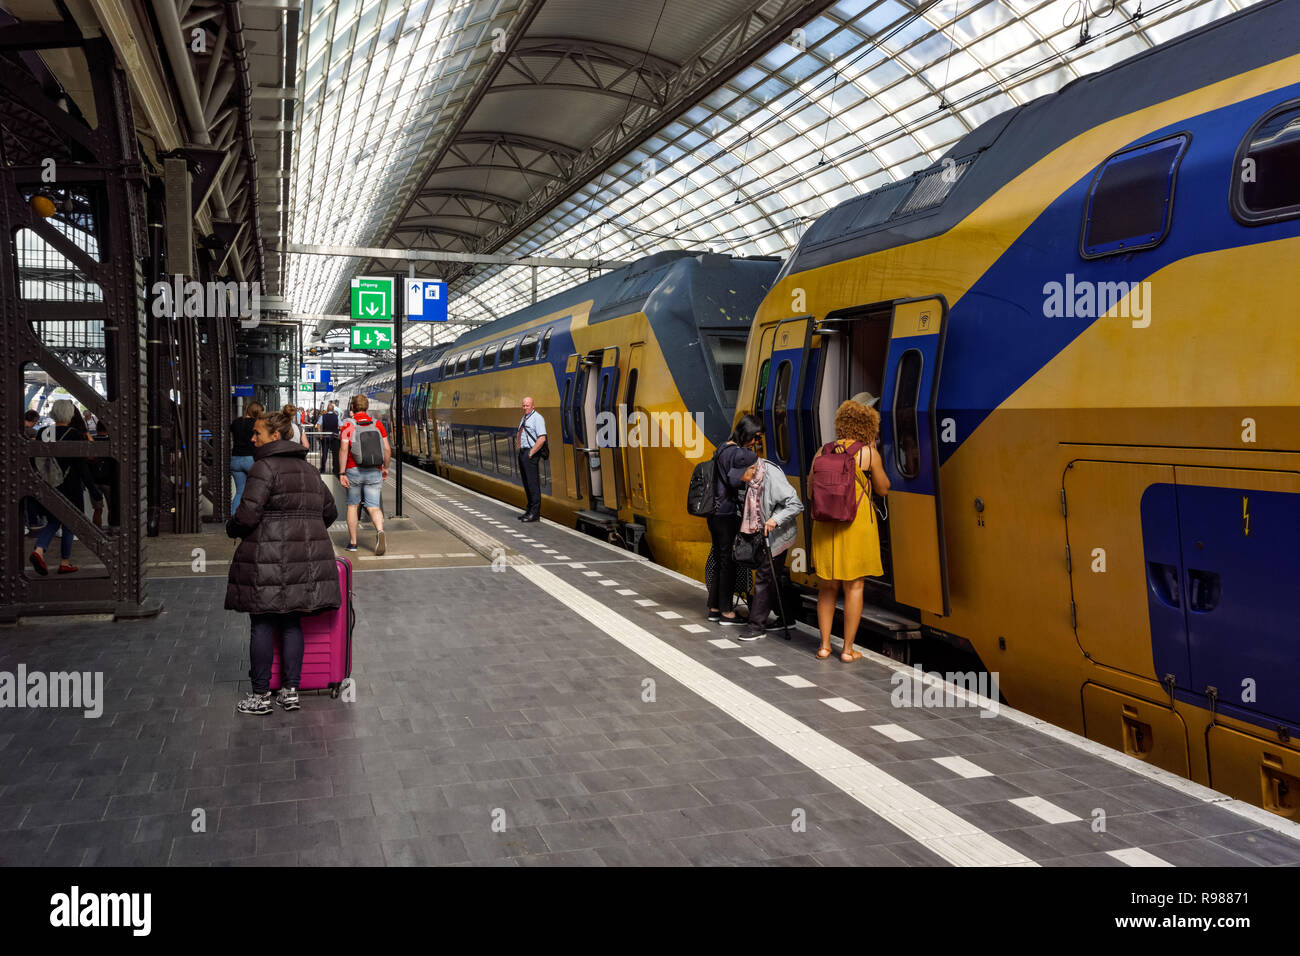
[3, 468, 1300, 867]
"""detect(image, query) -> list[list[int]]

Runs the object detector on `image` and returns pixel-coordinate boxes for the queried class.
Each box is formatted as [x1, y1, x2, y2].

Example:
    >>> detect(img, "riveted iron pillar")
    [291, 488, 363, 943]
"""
[0, 38, 159, 620]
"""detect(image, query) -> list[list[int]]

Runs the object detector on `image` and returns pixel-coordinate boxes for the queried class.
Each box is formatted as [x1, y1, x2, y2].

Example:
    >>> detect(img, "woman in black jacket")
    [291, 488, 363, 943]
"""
[706, 414, 765, 625]
[226, 411, 340, 716]
[29, 399, 99, 575]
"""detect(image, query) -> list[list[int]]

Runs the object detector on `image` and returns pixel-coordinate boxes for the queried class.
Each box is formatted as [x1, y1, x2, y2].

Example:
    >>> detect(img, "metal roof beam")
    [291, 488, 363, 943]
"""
[278, 242, 625, 270]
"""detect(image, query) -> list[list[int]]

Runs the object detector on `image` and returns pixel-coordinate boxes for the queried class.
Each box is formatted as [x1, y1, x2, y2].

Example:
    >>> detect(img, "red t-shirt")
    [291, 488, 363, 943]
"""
[340, 414, 387, 470]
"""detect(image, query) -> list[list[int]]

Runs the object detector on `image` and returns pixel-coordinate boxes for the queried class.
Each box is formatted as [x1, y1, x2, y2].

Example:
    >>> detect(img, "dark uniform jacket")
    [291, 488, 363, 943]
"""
[224, 439, 340, 614]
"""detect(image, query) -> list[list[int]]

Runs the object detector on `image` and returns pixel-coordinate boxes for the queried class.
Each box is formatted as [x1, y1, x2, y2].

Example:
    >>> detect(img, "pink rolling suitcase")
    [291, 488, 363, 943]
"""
[269, 556, 354, 698]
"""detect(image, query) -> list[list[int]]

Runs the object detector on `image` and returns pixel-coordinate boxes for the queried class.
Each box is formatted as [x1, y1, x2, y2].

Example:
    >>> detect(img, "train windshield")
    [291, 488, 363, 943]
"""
[706, 333, 748, 407]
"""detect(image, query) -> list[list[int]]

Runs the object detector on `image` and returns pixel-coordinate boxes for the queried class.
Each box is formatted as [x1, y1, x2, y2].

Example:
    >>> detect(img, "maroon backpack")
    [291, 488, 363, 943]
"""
[808, 441, 866, 522]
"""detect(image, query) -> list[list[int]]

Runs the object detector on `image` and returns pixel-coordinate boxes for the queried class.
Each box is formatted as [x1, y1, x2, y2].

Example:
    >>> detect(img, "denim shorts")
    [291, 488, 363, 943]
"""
[345, 467, 383, 508]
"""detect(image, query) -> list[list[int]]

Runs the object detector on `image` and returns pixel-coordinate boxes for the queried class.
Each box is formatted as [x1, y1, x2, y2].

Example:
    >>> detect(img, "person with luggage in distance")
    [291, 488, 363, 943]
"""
[730, 444, 804, 642]
[226, 410, 341, 716]
[704, 414, 765, 625]
[339, 394, 390, 554]
[809, 399, 890, 662]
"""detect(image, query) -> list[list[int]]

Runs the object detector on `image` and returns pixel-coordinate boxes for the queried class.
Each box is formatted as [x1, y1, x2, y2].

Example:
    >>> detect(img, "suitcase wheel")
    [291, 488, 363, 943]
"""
[329, 682, 340, 699]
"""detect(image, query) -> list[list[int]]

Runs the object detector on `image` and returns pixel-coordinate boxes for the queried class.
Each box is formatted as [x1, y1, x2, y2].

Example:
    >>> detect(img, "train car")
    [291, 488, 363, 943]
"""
[349, 250, 779, 579]
[733, 0, 1300, 814]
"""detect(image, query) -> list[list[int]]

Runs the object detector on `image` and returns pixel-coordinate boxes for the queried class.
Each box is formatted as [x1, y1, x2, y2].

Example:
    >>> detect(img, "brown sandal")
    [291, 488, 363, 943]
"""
[816, 647, 833, 659]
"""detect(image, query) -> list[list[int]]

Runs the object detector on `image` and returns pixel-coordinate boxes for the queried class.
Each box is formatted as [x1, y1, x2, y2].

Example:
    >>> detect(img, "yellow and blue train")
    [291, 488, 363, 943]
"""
[349, 0, 1300, 814]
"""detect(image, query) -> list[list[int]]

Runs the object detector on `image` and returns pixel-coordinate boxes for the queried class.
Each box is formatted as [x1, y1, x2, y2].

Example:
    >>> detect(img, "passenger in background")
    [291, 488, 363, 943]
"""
[810, 399, 890, 662]
[230, 401, 262, 512]
[281, 404, 310, 448]
[339, 394, 389, 554]
[22, 409, 44, 534]
[29, 399, 98, 575]
[707, 413, 764, 625]
[319, 401, 340, 475]
[515, 396, 546, 522]
[225, 410, 340, 716]
[69, 405, 104, 526]
[731, 441, 803, 642]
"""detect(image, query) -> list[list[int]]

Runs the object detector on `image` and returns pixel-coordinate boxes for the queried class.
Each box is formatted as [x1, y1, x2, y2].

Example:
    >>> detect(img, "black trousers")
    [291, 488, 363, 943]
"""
[322, 436, 340, 475]
[248, 612, 303, 694]
[518, 448, 541, 516]
[706, 513, 741, 612]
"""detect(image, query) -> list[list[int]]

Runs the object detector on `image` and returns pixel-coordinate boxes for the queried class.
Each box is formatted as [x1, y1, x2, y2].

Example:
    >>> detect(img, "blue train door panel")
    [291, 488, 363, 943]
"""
[879, 296, 949, 616]
[597, 348, 622, 509]
[560, 355, 581, 500]
[762, 317, 812, 478]
[1173, 468, 1300, 730]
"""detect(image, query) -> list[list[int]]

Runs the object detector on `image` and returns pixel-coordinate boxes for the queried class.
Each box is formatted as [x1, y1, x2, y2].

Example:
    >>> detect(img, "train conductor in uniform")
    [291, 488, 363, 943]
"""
[516, 396, 546, 522]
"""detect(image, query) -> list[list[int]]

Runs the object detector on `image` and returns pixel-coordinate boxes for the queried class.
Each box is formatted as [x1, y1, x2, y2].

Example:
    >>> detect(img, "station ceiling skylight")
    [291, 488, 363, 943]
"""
[288, 0, 1261, 341]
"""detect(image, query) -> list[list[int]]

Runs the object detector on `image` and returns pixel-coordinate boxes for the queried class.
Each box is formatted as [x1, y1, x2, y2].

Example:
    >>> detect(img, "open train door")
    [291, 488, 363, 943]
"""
[762, 317, 814, 481]
[880, 296, 950, 616]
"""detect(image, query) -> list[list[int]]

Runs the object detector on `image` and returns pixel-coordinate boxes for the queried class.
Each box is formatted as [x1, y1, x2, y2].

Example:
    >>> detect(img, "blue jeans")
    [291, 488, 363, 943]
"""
[35, 513, 73, 560]
[231, 455, 254, 511]
[345, 467, 382, 509]
[249, 612, 303, 694]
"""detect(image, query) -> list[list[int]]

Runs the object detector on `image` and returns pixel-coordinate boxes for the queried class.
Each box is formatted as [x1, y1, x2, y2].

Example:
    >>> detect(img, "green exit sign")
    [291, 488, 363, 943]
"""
[350, 276, 393, 321]
[350, 325, 392, 350]
[299, 383, 314, 392]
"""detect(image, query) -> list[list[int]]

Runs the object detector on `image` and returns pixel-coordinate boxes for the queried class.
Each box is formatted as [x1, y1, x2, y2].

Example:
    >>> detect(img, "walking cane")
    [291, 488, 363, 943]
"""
[763, 530, 792, 641]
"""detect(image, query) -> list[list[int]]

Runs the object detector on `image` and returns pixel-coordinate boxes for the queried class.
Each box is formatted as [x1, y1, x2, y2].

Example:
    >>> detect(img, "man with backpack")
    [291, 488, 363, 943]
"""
[339, 394, 390, 554]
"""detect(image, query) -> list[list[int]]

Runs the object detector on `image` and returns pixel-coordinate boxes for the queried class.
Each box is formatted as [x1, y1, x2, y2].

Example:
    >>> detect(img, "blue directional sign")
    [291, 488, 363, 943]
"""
[232, 384, 254, 397]
[406, 279, 448, 321]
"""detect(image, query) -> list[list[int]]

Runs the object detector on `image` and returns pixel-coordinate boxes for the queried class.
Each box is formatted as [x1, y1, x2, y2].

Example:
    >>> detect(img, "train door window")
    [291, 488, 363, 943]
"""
[891, 348, 923, 478]
[772, 360, 792, 464]
[1232, 100, 1300, 224]
[753, 324, 776, 412]
[518, 332, 539, 362]
[561, 377, 573, 441]
[501, 338, 518, 366]
[1081, 133, 1189, 258]
[538, 328, 552, 360]
[624, 367, 638, 410]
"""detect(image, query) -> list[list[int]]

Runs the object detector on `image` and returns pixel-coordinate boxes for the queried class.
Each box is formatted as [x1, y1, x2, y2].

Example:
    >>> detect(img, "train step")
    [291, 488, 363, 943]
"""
[575, 508, 619, 533]
[799, 593, 922, 637]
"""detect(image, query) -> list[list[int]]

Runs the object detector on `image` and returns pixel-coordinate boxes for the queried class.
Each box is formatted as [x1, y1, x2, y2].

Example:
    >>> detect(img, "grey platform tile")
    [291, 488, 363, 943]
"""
[170, 830, 258, 865]
[217, 801, 299, 833]
[998, 768, 1106, 799]
[459, 826, 550, 861]
[693, 776, 781, 805]
[298, 842, 387, 867]
[1040, 852, 1129, 867]
[621, 783, 712, 813]
[679, 802, 771, 834]
[331, 770, 406, 796]
[256, 819, 340, 856]
[0, 780, 81, 806]
[1210, 828, 1300, 866]
[515, 848, 606, 866]
[1150, 803, 1263, 838]
[557, 791, 638, 821]
[0, 826, 57, 865]
[257, 777, 334, 804]
[595, 841, 692, 867]
[814, 844, 915, 867]
[1103, 781, 1205, 812]
[610, 809, 707, 843]
[20, 798, 109, 829]
[72, 771, 161, 799]
[82, 839, 173, 867]
[295, 793, 377, 825]
[1136, 837, 1256, 867]
[382, 834, 469, 866]
[746, 823, 849, 857]
[672, 830, 769, 865]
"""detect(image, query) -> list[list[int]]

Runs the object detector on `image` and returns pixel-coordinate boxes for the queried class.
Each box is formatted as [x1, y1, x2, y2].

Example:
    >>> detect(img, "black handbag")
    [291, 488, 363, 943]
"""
[732, 529, 767, 568]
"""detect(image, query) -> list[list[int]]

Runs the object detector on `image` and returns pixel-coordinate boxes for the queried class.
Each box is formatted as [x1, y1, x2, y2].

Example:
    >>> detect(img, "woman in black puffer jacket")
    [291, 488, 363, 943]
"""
[226, 411, 340, 716]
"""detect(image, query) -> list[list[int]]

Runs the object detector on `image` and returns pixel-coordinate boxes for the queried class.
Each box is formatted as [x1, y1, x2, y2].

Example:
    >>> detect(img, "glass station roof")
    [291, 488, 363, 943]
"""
[287, 0, 1260, 343]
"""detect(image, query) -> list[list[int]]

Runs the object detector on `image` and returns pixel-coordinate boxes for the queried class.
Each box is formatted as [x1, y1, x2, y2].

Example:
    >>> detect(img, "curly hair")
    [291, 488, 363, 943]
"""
[833, 399, 879, 445]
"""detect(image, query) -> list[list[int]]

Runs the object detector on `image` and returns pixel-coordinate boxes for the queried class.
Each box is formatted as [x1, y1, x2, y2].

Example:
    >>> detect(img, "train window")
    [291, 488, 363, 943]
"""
[442, 357, 452, 377]
[518, 332, 539, 362]
[892, 348, 923, 479]
[500, 338, 518, 365]
[706, 334, 748, 406]
[1081, 133, 1188, 258]
[469, 349, 484, 372]
[457, 353, 468, 375]
[755, 359, 770, 411]
[772, 360, 792, 464]
[538, 328, 552, 360]
[1232, 101, 1300, 224]
[482, 344, 497, 370]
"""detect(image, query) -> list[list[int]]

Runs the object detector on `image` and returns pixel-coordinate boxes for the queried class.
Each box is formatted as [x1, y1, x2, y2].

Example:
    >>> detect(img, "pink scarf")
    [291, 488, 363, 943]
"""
[740, 461, 765, 534]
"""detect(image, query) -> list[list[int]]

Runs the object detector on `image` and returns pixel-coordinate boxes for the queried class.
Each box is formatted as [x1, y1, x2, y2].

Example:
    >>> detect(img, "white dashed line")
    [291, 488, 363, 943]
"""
[932, 756, 993, 779]
[775, 675, 816, 688]
[1107, 848, 1173, 867]
[582, 571, 602, 578]
[708, 639, 741, 649]
[740, 656, 775, 668]
[680, 624, 710, 634]
[655, 611, 682, 620]
[872, 724, 923, 743]
[634, 599, 658, 607]
[568, 563, 586, 568]
[1009, 796, 1081, 825]
[821, 697, 864, 713]
[598, 579, 618, 586]
[615, 589, 637, 596]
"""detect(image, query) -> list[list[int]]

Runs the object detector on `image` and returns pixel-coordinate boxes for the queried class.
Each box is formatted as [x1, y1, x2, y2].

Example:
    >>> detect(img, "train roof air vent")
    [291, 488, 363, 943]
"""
[891, 158, 972, 218]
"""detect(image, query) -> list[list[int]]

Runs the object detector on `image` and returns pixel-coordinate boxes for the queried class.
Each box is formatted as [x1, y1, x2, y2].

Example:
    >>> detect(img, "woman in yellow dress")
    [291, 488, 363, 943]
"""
[810, 399, 890, 662]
